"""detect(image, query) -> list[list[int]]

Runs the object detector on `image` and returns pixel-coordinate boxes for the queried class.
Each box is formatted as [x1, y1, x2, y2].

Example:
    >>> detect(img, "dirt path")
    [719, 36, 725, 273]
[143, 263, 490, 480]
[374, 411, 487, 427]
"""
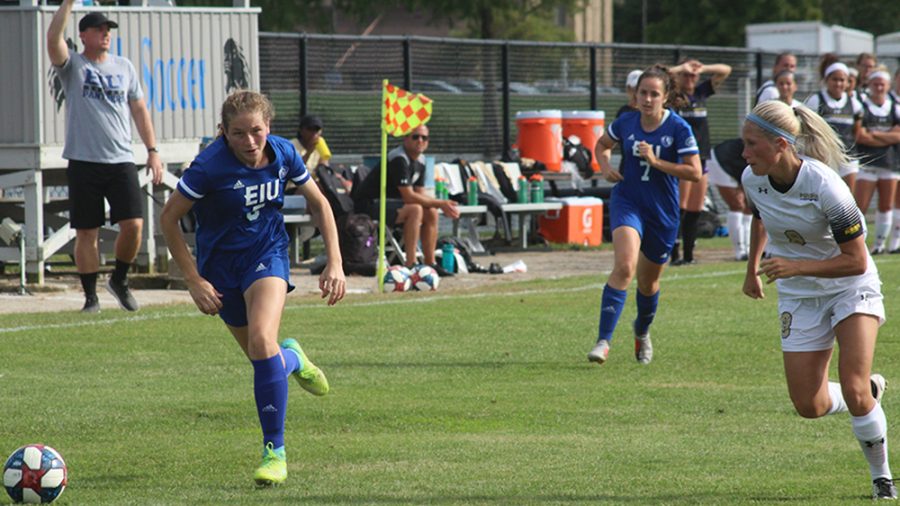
[0, 246, 736, 315]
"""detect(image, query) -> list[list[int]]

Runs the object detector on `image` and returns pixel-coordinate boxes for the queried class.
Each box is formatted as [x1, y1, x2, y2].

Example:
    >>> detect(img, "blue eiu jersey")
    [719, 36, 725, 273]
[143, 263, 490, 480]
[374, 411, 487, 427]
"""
[177, 135, 310, 274]
[607, 109, 699, 227]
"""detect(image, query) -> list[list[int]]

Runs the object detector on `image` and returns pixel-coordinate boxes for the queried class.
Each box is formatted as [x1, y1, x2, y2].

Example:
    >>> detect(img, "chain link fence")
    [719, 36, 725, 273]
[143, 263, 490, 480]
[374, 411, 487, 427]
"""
[259, 33, 898, 161]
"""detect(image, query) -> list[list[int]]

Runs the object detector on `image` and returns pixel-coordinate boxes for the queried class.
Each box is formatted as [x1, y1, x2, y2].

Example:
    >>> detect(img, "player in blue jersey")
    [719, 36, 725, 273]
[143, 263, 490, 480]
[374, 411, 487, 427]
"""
[160, 91, 345, 487]
[587, 66, 702, 365]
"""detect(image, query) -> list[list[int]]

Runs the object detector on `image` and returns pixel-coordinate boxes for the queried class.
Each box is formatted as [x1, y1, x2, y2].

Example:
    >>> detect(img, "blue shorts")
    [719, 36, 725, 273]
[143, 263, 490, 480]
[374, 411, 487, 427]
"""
[201, 247, 294, 327]
[609, 196, 679, 264]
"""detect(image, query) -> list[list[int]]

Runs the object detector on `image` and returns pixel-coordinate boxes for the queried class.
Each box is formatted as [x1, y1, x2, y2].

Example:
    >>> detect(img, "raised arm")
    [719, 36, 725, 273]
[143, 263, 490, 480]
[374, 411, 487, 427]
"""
[47, 0, 75, 67]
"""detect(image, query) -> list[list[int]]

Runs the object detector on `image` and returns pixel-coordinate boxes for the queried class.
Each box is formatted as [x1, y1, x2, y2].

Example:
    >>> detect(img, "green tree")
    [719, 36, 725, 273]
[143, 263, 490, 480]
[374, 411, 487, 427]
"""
[614, 0, 822, 46]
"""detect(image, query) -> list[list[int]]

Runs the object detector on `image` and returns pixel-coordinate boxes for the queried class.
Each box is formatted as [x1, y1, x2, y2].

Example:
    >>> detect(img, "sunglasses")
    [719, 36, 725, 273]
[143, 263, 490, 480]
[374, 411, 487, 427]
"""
[410, 134, 429, 141]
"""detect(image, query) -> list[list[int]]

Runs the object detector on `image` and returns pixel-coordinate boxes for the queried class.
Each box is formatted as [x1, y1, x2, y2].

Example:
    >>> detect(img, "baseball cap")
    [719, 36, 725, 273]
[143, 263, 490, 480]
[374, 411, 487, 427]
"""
[299, 115, 324, 130]
[79, 12, 118, 32]
[625, 69, 642, 89]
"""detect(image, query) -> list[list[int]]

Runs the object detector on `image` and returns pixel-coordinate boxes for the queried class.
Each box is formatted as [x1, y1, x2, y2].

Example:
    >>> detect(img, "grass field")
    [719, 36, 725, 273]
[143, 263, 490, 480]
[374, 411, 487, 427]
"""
[2, 255, 900, 505]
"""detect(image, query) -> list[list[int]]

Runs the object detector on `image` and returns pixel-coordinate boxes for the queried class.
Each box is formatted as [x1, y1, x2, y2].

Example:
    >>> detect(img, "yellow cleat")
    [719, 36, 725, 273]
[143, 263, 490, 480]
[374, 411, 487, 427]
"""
[253, 442, 287, 487]
[281, 338, 330, 396]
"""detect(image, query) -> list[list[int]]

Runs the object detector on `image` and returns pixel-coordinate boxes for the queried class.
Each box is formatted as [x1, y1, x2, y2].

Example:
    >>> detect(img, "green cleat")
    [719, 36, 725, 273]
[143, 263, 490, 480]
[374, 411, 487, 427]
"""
[281, 338, 330, 396]
[253, 443, 287, 487]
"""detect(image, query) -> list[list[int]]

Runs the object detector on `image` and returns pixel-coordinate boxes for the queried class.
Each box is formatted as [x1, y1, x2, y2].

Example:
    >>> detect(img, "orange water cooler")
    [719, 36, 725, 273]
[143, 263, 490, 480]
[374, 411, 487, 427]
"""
[562, 110, 605, 172]
[515, 110, 563, 171]
[538, 197, 604, 246]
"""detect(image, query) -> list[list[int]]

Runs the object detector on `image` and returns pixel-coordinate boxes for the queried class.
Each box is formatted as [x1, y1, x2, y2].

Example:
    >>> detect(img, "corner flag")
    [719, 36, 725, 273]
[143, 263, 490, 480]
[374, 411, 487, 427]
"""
[376, 81, 433, 291]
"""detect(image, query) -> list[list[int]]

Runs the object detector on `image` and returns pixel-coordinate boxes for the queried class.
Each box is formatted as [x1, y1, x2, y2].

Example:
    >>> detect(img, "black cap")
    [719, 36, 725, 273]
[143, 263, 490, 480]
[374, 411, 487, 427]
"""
[299, 115, 324, 131]
[79, 12, 118, 32]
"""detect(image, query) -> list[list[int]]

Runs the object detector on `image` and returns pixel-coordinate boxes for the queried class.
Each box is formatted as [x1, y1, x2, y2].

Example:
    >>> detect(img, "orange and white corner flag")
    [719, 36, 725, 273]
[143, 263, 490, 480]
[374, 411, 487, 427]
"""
[382, 81, 432, 136]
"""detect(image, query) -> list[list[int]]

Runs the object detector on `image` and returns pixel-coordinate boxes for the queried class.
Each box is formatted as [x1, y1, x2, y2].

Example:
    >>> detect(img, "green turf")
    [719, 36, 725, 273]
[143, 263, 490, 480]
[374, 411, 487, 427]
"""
[2, 254, 900, 504]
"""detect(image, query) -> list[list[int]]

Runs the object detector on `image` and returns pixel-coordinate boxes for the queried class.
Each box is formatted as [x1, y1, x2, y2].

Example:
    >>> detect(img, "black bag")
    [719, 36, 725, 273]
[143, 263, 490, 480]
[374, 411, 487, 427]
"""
[315, 165, 354, 220]
[563, 137, 594, 179]
[491, 162, 518, 203]
[338, 213, 378, 276]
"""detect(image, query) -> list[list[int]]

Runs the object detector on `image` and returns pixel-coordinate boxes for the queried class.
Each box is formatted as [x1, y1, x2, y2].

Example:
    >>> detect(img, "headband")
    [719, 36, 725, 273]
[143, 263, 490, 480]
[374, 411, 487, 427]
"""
[868, 71, 891, 83]
[824, 62, 849, 78]
[746, 113, 796, 145]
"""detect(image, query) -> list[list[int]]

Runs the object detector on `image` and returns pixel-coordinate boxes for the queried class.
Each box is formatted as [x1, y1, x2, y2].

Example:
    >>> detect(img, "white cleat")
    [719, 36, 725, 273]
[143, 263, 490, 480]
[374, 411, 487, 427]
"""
[587, 340, 610, 365]
[635, 334, 653, 364]
[872, 374, 887, 404]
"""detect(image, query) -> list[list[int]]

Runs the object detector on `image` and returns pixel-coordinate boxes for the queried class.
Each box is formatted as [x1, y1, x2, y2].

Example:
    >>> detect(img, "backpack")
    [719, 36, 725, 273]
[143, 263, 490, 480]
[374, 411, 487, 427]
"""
[315, 165, 354, 220]
[338, 213, 378, 276]
[563, 136, 594, 179]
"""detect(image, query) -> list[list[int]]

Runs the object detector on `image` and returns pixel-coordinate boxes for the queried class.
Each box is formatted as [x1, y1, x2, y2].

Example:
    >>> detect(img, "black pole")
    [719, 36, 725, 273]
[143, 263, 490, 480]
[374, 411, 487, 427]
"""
[589, 46, 597, 111]
[674, 48, 682, 65]
[403, 38, 412, 91]
[501, 43, 510, 157]
[299, 35, 308, 118]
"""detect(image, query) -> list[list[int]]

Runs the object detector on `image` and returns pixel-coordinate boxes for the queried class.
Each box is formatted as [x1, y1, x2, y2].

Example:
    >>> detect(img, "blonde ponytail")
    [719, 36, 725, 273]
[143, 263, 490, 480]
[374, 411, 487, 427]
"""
[748, 101, 850, 170]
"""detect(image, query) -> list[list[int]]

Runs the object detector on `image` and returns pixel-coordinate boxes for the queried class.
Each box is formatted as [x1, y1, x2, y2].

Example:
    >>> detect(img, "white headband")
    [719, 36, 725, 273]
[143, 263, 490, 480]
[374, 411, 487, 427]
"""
[868, 71, 891, 83]
[824, 62, 849, 78]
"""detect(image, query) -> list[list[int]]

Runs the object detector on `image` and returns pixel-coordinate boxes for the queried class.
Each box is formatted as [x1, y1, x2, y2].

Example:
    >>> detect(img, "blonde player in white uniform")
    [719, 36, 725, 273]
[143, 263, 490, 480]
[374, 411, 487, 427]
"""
[741, 100, 896, 500]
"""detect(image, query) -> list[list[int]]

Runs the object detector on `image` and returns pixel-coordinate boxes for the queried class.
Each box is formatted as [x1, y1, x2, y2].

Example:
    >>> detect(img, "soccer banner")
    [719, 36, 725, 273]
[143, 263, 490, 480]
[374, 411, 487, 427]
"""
[376, 80, 433, 291]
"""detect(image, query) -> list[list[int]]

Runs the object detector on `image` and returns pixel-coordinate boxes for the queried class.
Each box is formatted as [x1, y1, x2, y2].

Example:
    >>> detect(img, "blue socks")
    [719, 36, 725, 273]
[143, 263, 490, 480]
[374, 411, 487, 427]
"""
[252, 354, 289, 449]
[282, 346, 300, 378]
[634, 290, 659, 336]
[597, 284, 627, 342]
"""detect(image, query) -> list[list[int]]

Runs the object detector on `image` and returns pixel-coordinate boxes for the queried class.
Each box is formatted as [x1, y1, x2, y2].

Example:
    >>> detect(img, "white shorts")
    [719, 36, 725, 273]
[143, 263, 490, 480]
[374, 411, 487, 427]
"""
[777, 283, 884, 352]
[856, 165, 900, 182]
[707, 150, 740, 189]
[838, 159, 860, 178]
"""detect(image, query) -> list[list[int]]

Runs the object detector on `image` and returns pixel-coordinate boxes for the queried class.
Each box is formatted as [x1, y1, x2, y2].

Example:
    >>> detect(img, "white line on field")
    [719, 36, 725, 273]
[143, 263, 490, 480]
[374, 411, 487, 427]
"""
[0, 267, 784, 335]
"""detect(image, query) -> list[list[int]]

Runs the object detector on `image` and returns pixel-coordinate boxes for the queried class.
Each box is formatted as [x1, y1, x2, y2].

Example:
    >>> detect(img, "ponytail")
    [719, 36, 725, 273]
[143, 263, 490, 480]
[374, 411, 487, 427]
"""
[748, 101, 851, 170]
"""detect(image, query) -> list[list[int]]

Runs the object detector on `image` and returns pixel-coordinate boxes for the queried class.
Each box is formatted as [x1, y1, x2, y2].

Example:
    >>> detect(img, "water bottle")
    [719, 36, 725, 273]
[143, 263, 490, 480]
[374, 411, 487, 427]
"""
[530, 175, 544, 203]
[517, 175, 529, 203]
[441, 242, 455, 273]
[467, 177, 479, 206]
[435, 178, 445, 200]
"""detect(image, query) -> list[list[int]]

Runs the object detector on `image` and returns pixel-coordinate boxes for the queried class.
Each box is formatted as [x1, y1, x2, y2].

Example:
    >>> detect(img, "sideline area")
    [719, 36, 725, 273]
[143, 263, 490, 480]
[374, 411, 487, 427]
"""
[0, 247, 737, 315]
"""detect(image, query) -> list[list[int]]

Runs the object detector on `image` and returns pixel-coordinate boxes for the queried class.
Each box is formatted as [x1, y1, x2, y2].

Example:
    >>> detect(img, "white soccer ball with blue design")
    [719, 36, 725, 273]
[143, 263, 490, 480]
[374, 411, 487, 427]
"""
[383, 265, 412, 293]
[3, 444, 67, 504]
[411, 264, 440, 291]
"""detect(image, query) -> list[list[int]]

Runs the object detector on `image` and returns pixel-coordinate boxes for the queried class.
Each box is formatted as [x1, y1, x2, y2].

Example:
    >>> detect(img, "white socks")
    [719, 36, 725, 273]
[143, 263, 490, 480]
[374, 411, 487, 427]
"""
[874, 211, 891, 251]
[727, 211, 745, 259]
[826, 381, 848, 415]
[852, 403, 892, 481]
[742, 214, 752, 257]
[890, 209, 900, 252]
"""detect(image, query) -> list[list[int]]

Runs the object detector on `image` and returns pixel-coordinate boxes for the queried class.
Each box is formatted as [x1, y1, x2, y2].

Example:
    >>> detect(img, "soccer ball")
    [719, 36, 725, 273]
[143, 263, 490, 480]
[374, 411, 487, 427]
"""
[410, 264, 440, 291]
[3, 445, 67, 504]
[383, 265, 412, 293]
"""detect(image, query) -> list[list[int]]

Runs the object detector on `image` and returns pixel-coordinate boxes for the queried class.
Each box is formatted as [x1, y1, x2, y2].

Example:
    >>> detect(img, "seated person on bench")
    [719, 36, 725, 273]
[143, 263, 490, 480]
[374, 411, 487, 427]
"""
[353, 125, 460, 276]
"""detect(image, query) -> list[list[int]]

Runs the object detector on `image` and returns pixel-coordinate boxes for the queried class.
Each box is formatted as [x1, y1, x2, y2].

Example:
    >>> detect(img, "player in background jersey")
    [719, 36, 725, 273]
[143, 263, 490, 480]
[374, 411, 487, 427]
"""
[805, 54, 863, 192]
[586, 66, 701, 365]
[854, 66, 900, 254]
[755, 52, 797, 105]
[160, 91, 346, 487]
[741, 100, 896, 501]
[856, 52, 878, 93]
[668, 58, 731, 266]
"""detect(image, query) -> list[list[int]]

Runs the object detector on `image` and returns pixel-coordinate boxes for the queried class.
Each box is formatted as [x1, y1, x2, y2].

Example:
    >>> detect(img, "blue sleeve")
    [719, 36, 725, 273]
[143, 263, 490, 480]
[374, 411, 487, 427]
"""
[607, 116, 623, 142]
[285, 141, 311, 186]
[177, 162, 210, 201]
[675, 119, 699, 157]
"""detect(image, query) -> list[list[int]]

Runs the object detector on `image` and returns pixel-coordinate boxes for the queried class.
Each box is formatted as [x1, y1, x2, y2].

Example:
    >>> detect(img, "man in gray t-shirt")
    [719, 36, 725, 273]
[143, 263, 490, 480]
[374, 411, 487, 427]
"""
[48, 0, 163, 313]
